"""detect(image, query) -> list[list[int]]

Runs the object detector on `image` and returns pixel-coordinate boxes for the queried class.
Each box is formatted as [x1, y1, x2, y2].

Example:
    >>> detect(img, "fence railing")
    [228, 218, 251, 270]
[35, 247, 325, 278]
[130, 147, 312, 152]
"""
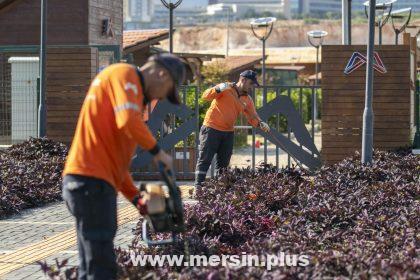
[131, 85, 322, 180]
[249, 85, 321, 169]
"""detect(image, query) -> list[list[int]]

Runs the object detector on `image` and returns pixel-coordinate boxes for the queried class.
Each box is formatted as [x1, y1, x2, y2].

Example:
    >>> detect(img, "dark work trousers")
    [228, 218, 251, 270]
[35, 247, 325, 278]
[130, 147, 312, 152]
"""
[195, 125, 234, 187]
[62, 174, 118, 280]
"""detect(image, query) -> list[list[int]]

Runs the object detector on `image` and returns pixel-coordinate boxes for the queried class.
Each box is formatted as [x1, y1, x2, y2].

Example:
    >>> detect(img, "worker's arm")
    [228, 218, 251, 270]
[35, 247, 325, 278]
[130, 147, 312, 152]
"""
[202, 83, 233, 101]
[109, 72, 159, 153]
[119, 171, 139, 202]
[243, 97, 270, 132]
[122, 171, 166, 215]
[242, 97, 261, 128]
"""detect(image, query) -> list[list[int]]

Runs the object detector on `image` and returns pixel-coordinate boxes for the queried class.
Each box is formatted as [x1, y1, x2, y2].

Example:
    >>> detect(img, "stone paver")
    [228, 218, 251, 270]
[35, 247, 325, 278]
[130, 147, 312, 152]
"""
[0, 182, 194, 280]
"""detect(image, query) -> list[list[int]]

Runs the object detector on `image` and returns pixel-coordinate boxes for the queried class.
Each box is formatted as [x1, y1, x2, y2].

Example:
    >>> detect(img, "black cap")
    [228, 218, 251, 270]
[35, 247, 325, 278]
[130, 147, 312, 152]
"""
[240, 70, 260, 86]
[147, 53, 186, 104]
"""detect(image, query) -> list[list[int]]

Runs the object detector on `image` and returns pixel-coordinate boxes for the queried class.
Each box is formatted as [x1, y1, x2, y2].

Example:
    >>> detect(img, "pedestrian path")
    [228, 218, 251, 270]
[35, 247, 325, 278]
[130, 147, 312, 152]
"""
[0, 184, 195, 280]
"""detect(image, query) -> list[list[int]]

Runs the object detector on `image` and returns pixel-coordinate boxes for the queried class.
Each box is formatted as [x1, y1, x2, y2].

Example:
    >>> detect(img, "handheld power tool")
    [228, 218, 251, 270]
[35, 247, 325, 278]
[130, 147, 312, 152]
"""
[141, 162, 186, 247]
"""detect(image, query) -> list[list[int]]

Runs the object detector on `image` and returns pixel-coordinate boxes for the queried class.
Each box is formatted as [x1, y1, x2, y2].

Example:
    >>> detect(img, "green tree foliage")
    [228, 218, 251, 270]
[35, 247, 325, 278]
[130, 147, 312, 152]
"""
[201, 61, 229, 86]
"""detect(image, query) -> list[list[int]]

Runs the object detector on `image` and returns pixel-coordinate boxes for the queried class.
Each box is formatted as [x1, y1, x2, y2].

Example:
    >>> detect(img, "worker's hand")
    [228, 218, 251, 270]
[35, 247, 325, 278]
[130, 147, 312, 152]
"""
[259, 121, 270, 132]
[132, 184, 166, 215]
[153, 150, 173, 171]
[215, 82, 234, 93]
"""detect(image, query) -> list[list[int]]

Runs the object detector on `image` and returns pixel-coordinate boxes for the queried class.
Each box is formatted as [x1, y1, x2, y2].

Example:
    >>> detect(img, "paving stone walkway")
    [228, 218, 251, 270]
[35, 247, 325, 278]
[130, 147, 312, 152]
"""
[0, 184, 195, 280]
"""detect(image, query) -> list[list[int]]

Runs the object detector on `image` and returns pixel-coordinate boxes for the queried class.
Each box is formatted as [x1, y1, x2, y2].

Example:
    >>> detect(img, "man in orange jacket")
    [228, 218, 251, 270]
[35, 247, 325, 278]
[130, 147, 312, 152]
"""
[195, 70, 270, 188]
[62, 54, 185, 280]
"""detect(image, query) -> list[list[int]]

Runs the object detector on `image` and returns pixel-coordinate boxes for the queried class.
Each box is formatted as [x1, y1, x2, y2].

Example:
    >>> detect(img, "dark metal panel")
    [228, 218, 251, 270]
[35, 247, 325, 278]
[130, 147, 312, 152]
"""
[257, 94, 321, 157]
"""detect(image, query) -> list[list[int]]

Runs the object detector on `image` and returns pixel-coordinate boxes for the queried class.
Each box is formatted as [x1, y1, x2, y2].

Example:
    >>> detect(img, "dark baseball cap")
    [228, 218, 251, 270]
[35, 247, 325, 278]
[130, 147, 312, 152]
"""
[147, 53, 186, 104]
[240, 70, 260, 86]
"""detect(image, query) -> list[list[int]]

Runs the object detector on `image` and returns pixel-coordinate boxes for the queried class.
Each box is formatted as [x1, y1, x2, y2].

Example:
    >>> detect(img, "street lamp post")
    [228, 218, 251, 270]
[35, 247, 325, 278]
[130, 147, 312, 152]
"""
[160, 0, 183, 53]
[361, 0, 378, 164]
[364, 0, 396, 45]
[413, 32, 420, 150]
[226, 7, 230, 57]
[208, 4, 236, 57]
[38, 0, 47, 137]
[389, 7, 412, 45]
[342, 0, 352, 45]
[307, 30, 328, 140]
[250, 17, 276, 165]
[414, 79, 420, 150]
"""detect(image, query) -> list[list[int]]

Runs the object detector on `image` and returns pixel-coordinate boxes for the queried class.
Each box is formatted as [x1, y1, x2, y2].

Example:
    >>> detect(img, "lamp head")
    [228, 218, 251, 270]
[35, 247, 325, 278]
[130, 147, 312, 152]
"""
[307, 30, 328, 47]
[250, 17, 277, 40]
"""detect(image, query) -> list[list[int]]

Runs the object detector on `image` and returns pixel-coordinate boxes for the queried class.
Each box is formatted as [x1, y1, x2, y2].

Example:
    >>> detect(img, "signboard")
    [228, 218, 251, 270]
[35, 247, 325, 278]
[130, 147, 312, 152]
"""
[344, 51, 387, 75]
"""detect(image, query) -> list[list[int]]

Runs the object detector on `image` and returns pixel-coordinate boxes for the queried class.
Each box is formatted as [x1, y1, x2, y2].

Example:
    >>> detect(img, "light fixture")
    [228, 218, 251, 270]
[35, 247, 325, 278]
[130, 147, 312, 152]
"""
[388, 7, 412, 45]
[250, 17, 276, 164]
[250, 17, 276, 41]
[160, 0, 183, 53]
[307, 30, 328, 139]
[363, 0, 396, 45]
[307, 30, 328, 47]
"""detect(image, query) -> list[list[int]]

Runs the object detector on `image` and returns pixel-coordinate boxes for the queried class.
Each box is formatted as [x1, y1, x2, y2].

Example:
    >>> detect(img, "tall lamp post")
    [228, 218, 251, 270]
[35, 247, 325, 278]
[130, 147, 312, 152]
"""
[363, 0, 396, 45]
[413, 32, 420, 150]
[342, 0, 352, 45]
[38, 0, 47, 137]
[307, 30, 328, 139]
[250, 17, 276, 164]
[361, 0, 378, 164]
[389, 7, 412, 45]
[160, 0, 183, 53]
[208, 4, 236, 57]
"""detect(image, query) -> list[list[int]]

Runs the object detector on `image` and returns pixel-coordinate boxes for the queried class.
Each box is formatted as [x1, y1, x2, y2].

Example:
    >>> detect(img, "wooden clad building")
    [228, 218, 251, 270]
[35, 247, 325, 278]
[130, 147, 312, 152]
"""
[0, 0, 122, 145]
[0, 0, 122, 46]
[321, 45, 412, 164]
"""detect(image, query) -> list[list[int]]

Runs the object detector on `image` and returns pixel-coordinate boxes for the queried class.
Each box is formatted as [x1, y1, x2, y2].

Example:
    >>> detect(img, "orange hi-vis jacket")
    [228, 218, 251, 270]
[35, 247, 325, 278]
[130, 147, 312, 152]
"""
[202, 85, 261, 132]
[63, 63, 158, 202]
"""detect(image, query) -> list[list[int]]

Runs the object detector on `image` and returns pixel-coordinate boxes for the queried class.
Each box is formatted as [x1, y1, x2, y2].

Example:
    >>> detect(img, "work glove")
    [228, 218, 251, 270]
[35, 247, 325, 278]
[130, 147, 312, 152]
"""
[215, 82, 234, 93]
[132, 184, 166, 215]
[259, 121, 270, 133]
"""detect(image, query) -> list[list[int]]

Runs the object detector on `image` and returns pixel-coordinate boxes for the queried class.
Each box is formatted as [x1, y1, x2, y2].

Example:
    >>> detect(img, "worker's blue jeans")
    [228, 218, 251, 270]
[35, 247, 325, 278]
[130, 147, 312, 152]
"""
[62, 174, 118, 280]
[195, 125, 234, 187]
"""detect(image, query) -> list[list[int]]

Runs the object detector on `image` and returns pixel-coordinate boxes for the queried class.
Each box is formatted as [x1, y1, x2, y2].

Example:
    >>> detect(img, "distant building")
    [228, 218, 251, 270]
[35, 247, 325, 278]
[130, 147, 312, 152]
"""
[210, 0, 291, 19]
[352, 0, 420, 13]
[291, 0, 420, 17]
[154, 1, 208, 27]
[124, 0, 155, 29]
[292, 0, 340, 16]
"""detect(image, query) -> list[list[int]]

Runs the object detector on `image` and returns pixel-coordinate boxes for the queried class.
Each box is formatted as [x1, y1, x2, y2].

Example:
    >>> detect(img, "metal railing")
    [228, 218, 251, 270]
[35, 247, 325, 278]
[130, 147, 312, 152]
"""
[249, 85, 321, 169]
[132, 85, 321, 179]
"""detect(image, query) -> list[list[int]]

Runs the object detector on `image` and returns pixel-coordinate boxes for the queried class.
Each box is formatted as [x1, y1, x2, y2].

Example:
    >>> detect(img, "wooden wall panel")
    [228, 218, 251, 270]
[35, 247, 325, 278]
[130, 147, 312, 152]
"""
[88, 0, 123, 46]
[0, 0, 88, 45]
[321, 45, 411, 165]
[46, 47, 98, 144]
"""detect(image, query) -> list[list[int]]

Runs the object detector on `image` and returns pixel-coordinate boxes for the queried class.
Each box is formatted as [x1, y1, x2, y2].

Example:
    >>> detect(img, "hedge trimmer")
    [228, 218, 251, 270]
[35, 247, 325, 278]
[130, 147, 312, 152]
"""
[141, 162, 189, 256]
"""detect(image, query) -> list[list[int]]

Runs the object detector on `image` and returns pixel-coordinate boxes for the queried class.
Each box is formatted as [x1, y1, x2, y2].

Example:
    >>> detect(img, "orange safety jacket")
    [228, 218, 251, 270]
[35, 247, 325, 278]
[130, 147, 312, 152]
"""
[202, 84, 261, 132]
[63, 63, 159, 202]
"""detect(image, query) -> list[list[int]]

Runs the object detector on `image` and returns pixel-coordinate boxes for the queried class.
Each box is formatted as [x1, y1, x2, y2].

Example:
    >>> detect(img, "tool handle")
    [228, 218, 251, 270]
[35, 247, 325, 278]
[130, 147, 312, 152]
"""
[158, 161, 174, 178]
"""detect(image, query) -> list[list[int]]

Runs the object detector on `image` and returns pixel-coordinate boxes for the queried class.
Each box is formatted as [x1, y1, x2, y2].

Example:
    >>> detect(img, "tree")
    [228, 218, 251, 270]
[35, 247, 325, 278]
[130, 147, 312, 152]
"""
[201, 61, 229, 87]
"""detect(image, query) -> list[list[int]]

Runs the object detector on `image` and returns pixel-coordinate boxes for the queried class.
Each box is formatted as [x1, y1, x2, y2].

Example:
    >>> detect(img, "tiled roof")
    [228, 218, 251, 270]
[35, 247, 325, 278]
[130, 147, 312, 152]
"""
[123, 29, 169, 51]
[197, 47, 318, 64]
[208, 56, 263, 73]
[266, 65, 306, 71]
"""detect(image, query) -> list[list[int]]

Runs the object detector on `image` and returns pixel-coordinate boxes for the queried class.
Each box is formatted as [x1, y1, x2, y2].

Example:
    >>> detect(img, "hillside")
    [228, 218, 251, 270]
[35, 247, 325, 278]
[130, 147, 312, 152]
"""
[159, 19, 420, 52]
